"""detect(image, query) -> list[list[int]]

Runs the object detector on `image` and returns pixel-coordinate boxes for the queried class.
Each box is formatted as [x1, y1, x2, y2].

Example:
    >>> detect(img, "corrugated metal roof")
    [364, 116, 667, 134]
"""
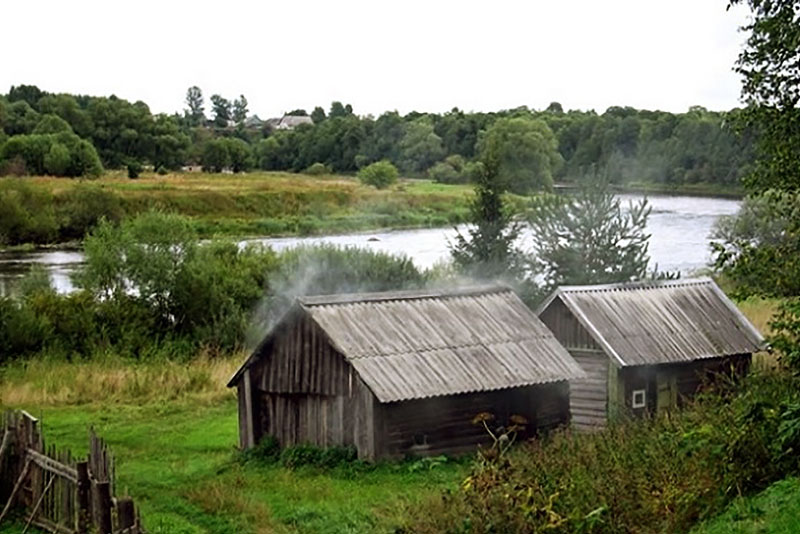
[231, 285, 585, 402]
[538, 277, 764, 367]
[303, 286, 585, 402]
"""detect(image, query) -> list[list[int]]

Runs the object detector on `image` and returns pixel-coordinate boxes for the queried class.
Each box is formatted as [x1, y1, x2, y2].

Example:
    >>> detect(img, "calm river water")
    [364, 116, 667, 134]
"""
[0, 193, 740, 296]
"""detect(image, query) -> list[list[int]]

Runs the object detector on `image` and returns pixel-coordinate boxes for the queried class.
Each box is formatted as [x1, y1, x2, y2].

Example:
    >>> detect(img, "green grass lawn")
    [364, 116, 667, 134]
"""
[2, 399, 467, 534]
[690, 477, 800, 534]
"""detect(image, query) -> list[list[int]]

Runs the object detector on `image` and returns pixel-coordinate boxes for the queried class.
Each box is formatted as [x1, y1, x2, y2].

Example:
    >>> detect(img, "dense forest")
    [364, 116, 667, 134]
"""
[0, 84, 754, 190]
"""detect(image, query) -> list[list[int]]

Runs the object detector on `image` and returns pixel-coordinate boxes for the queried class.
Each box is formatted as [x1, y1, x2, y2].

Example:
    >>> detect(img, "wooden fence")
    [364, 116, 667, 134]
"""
[0, 410, 142, 534]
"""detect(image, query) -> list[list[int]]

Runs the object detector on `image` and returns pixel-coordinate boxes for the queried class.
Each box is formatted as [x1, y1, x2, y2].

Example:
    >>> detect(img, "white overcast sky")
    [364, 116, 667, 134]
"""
[2, 1, 751, 118]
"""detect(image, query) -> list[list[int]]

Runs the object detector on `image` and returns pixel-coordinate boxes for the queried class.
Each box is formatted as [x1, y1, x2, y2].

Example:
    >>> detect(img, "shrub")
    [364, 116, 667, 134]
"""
[279, 444, 357, 469]
[202, 139, 230, 173]
[56, 186, 124, 240]
[404, 372, 800, 534]
[127, 160, 142, 179]
[0, 180, 58, 245]
[357, 160, 399, 189]
[44, 143, 71, 176]
[304, 162, 332, 176]
[156, 165, 168, 175]
[428, 154, 470, 184]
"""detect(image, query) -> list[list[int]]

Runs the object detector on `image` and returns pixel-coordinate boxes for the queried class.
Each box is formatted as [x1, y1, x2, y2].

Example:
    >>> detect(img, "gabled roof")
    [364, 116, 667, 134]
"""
[229, 285, 585, 402]
[537, 277, 765, 367]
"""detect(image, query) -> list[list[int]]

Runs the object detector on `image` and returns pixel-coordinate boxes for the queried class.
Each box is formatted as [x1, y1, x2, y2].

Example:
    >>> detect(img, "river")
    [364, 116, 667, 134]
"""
[0, 193, 740, 296]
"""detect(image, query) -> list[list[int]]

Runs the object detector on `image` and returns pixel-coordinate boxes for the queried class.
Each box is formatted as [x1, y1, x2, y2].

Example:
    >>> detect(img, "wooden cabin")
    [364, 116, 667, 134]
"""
[228, 285, 586, 460]
[537, 277, 764, 431]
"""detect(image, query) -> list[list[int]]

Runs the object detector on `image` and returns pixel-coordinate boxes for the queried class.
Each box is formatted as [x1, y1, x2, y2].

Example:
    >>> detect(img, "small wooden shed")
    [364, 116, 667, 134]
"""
[537, 277, 764, 431]
[228, 285, 585, 460]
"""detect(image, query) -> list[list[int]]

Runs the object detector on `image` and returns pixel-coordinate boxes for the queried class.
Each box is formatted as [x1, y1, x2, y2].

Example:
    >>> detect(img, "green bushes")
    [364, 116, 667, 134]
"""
[0, 132, 103, 177]
[358, 160, 399, 189]
[404, 372, 800, 534]
[1, 211, 429, 361]
[202, 138, 253, 173]
[304, 162, 332, 176]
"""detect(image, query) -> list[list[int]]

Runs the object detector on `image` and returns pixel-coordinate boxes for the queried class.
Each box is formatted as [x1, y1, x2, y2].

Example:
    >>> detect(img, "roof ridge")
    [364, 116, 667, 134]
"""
[342, 335, 562, 360]
[556, 276, 713, 293]
[297, 284, 512, 307]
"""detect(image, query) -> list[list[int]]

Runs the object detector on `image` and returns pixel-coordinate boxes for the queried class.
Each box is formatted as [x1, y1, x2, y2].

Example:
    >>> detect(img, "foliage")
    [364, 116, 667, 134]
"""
[127, 160, 142, 179]
[476, 117, 561, 194]
[184, 85, 205, 126]
[232, 94, 248, 126]
[450, 155, 523, 283]
[405, 372, 800, 534]
[398, 118, 446, 174]
[210, 94, 232, 128]
[0, 179, 58, 245]
[304, 162, 332, 175]
[768, 298, 800, 372]
[278, 444, 358, 469]
[527, 181, 652, 290]
[711, 189, 800, 297]
[0, 132, 103, 177]
[357, 159, 399, 189]
[690, 477, 800, 534]
[726, 0, 800, 192]
[428, 154, 472, 184]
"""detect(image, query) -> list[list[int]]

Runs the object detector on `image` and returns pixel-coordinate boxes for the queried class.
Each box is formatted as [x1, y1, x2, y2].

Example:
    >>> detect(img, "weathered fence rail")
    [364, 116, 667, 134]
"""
[0, 410, 143, 534]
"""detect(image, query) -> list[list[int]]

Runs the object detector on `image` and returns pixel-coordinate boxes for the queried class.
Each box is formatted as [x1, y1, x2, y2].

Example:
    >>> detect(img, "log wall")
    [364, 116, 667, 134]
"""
[568, 350, 609, 431]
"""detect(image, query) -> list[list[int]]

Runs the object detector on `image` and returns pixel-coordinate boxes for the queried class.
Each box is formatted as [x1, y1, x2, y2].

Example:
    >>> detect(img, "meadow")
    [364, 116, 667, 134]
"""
[0, 171, 476, 248]
[0, 298, 785, 534]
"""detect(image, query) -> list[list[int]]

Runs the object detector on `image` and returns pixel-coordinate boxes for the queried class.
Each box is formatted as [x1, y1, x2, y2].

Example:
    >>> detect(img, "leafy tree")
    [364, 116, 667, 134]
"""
[233, 95, 248, 125]
[210, 94, 232, 128]
[4, 101, 40, 135]
[329, 101, 348, 119]
[8, 85, 46, 108]
[728, 0, 800, 192]
[450, 152, 523, 282]
[711, 189, 800, 297]
[526, 181, 652, 291]
[33, 114, 73, 134]
[357, 160, 398, 189]
[476, 117, 561, 194]
[398, 119, 446, 174]
[286, 109, 308, 117]
[225, 137, 253, 172]
[546, 102, 564, 114]
[202, 139, 231, 172]
[184, 86, 205, 126]
[310, 106, 326, 123]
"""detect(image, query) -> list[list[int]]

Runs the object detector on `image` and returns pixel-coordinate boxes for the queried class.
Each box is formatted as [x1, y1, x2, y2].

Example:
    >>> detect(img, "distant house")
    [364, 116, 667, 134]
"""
[537, 277, 764, 431]
[228, 286, 585, 460]
[276, 115, 313, 130]
[244, 115, 264, 129]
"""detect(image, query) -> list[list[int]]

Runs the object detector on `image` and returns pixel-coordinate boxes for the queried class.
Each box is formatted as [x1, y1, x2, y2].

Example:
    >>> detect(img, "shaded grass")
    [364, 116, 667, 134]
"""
[690, 477, 800, 534]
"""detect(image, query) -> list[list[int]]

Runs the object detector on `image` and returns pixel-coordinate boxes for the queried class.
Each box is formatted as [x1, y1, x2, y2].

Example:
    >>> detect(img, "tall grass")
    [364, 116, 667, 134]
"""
[0, 354, 240, 406]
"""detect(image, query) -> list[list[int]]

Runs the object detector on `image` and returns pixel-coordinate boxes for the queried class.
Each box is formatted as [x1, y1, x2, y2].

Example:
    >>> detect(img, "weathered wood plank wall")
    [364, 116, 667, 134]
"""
[568, 350, 609, 431]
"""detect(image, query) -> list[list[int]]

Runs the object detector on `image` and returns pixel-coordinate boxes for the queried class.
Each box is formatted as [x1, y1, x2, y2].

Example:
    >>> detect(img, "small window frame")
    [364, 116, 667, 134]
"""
[632, 389, 646, 409]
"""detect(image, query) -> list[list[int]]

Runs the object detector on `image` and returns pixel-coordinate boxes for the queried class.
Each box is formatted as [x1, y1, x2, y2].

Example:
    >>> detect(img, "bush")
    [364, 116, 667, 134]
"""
[156, 165, 168, 175]
[304, 162, 332, 176]
[357, 160, 399, 189]
[127, 160, 142, 179]
[404, 372, 800, 534]
[43, 143, 71, 176]
[279, 444, 357, 469]
[0, 180, 58, 245]
[56, 186, 124, 240]
[428, 155, 470, 184]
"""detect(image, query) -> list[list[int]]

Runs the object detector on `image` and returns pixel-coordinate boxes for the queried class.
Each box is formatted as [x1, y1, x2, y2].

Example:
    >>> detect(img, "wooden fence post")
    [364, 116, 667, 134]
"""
[76, 461, 90, 533]
[117, 497, 135, 531]
[93, 481, 112, 534]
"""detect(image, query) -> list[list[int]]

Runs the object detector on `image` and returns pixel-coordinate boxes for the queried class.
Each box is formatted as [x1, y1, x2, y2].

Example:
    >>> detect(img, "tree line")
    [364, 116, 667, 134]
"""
[0, 84, 754, 191]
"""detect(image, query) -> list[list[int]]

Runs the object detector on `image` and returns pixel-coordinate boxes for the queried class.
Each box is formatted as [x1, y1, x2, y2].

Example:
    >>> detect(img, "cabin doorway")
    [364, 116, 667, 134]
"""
[656, 373, 677, 412]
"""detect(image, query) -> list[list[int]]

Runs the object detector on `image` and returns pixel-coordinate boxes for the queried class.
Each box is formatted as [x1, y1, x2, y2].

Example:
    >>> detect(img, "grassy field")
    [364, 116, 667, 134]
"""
[690, 477, 800, 534]
[16, 171, 475, 243]
[0, 356, 468, 534]
[0, 296, 782, 533]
